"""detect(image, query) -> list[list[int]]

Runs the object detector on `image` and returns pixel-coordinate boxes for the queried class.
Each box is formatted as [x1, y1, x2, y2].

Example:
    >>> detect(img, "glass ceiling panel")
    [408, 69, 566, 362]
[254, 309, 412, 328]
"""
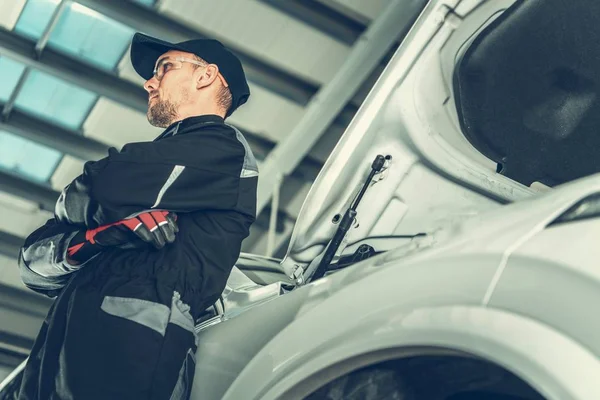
[14, 0, 60, 40]
[133, 0, 156, 6]
[16, 0, 135, 71]
[0, 57, 26, 102]
[15, 70, 97, 130]
[47, 3, 135, 71]
[0, 130, 63, 183]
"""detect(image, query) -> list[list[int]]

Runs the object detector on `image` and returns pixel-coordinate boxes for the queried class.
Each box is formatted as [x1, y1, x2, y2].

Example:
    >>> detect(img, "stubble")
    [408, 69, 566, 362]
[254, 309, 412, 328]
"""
[147, 98, 178, 128]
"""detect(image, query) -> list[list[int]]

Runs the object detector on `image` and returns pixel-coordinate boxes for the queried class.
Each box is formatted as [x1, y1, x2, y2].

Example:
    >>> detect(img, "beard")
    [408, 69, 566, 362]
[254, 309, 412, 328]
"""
[147, 97, 178, 128]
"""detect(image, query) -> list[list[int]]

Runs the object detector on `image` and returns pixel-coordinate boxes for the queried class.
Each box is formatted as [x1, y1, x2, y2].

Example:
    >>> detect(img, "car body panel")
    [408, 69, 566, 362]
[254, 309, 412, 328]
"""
[191, 173, 600, 399]
[489, 218, 600, 356]
[243, 306, 600, 400]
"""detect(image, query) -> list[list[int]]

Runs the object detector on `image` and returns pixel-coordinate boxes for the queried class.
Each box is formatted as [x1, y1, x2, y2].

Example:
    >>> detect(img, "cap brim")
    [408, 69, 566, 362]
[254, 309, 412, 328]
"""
[130, 33, 186, 80]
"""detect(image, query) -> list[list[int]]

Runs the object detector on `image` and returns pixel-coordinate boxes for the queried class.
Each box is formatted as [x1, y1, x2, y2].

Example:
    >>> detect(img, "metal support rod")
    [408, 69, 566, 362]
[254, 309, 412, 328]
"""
[256, 0, 418, 215]
[266, 174, 282, 257]
[35, 0, 68, 58]
[1, 68, 30, 121]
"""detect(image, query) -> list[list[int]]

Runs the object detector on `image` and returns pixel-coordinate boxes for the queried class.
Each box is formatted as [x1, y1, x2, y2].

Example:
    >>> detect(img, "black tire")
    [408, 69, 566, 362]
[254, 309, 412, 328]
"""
[304, 368, 415, 400]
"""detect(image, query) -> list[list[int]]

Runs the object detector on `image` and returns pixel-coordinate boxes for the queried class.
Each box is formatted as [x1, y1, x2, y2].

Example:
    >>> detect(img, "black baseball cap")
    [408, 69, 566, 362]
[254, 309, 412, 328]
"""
[130, 32, 250, 117]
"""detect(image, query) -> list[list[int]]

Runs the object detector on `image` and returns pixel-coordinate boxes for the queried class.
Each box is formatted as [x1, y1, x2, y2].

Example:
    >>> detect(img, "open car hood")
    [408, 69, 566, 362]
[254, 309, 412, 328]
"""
[281, 0, 599, 282]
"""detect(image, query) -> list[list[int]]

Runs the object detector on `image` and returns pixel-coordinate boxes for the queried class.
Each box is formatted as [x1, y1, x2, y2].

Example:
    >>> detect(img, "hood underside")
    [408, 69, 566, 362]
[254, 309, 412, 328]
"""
[282, 0, 597, 279]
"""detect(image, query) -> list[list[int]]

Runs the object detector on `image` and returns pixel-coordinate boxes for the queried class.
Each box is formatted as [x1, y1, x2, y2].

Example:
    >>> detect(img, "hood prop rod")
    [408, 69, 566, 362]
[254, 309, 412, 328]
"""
[310, 154, 386, 281]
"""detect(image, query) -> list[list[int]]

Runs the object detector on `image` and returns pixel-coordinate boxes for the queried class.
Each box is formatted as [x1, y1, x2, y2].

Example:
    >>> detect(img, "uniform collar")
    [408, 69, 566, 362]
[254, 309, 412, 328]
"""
[157, 114, 225, 140]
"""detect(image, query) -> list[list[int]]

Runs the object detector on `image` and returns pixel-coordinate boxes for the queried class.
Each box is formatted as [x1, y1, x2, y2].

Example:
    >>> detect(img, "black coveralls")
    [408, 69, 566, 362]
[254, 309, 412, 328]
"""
[17, 115, 258, 400]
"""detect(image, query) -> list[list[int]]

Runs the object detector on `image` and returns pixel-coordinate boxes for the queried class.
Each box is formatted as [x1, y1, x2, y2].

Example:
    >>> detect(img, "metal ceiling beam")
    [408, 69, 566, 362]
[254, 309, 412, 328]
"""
[259, 0, 366, 45]
[314, 0, 374, 26]
[0, 171, 58, 212]
[256, 0, 419, 215]
[74, 0, 318, 105]
[0, 231, 23, 260]
[0, 282, 52, 318]
[0, 28, 148, 113]
[0, 282, 51, 344]
[0, 106, 108, 161]
[0, 331, 32, 359]
[0, 100, 322, 177]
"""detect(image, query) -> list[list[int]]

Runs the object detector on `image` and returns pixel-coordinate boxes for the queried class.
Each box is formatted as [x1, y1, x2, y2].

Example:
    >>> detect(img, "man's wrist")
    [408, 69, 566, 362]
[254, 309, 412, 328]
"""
[66, 254, 81, 266]
[67, 230, 100, 264]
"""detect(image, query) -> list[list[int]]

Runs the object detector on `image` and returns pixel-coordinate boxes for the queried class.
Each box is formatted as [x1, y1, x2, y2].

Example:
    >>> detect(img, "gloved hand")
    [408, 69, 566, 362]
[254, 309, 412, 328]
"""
[67, 210, 178, 264]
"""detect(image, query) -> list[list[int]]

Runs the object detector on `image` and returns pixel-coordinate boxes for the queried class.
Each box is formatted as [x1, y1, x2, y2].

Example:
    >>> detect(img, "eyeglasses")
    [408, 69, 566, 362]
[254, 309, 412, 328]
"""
[152, 56, 229, 87]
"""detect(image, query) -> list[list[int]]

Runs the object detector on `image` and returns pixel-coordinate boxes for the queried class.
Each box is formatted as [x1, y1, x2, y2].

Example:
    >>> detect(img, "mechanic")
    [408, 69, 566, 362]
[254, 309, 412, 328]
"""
[16, 32, 258, 400]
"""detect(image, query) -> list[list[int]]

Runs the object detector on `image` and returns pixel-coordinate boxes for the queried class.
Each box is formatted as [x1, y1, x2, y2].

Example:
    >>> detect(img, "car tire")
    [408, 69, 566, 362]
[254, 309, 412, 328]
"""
[304, 367, 416, 400]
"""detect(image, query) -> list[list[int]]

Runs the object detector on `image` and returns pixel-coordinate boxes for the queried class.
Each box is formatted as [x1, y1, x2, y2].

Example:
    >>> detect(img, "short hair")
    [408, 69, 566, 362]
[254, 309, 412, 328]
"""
[192, 55, 233, 115]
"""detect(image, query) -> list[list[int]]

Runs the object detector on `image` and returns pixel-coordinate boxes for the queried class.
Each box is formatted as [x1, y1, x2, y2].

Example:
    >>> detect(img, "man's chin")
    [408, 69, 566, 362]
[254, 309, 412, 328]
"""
[147, 117, 167, 128]
[147, 110, 171, 128]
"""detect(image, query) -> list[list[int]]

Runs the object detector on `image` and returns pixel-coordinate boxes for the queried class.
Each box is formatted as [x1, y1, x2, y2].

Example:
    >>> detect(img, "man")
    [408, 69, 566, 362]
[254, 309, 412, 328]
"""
[17, 32, 258, 400]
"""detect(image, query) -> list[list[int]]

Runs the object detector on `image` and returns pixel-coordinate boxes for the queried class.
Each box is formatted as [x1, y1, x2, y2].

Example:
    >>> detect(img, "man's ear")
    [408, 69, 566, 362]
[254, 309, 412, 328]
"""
[196, 64, 220, 90]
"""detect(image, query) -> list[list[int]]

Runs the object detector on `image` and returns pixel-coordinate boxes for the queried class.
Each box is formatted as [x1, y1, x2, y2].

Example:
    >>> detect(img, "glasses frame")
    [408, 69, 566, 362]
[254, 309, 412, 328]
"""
[152, 56, 228, 87]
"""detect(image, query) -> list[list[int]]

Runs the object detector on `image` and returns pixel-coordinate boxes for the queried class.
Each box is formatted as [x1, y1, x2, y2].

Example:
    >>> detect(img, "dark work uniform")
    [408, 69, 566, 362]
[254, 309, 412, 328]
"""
[17, 115, 258, 400]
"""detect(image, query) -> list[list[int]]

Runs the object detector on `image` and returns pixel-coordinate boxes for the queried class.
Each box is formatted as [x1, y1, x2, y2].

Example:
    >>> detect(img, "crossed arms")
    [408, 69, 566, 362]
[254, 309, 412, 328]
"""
[19, 135, 245, 297]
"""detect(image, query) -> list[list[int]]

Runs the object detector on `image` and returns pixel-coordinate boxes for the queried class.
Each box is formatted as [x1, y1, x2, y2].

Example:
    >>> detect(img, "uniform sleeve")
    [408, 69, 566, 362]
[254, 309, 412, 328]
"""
[18, 218, 93, 297]
[55, 129, 250, 228]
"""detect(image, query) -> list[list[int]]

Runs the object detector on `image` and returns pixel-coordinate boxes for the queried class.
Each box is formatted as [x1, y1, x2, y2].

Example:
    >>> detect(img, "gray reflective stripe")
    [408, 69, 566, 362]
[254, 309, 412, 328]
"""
[166, 121, 181, 138]
[171, 121, 181, 136]
[101, 296, 170, 336]
[170, 291, 198, 345]
[228, 124, 259, 179]
[151, 165, 186, 208]
[169, 348, 196, 400]
[240, 168, 259, 178]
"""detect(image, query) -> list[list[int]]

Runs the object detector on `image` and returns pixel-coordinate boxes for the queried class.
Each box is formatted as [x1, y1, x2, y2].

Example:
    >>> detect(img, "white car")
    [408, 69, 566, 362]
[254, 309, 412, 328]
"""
[3, 0, 600, 399]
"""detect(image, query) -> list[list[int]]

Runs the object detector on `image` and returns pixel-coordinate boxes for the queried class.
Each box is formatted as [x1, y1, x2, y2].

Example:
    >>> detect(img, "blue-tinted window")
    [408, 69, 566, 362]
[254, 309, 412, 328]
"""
[15, 70, 97, 130]
[14, 0, 60, 40]
[0, 130, 62, 183]
[16, 1, 135, 71]
[48, 3, 135, 70]
[0, 57, 26, 102]
[133, 0, 156, 6]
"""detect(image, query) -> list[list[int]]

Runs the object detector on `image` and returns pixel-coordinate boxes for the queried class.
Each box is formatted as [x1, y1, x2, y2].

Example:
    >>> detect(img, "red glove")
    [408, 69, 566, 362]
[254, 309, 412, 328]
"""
[67, 211, 178, 263]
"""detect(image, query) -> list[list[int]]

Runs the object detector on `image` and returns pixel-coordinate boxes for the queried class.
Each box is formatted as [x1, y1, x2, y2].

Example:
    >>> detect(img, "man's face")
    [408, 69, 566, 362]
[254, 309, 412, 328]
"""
[143, 50, 197, 128]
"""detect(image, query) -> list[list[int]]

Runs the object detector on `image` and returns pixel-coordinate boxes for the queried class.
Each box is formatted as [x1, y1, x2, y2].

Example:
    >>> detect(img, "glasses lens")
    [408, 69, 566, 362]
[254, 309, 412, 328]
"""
[153, 58, 181, 80]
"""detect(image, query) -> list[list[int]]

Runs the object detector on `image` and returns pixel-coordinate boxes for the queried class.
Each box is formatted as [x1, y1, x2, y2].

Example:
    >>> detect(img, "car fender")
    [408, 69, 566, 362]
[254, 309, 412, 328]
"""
[192, 252, 498, 400]
[224, 303, 600, 400]
[219, 254, 501, 399]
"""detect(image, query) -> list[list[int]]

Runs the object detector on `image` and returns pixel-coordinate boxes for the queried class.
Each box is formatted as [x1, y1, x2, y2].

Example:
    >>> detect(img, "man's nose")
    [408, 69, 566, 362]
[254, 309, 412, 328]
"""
[143, 77, 158, 93]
